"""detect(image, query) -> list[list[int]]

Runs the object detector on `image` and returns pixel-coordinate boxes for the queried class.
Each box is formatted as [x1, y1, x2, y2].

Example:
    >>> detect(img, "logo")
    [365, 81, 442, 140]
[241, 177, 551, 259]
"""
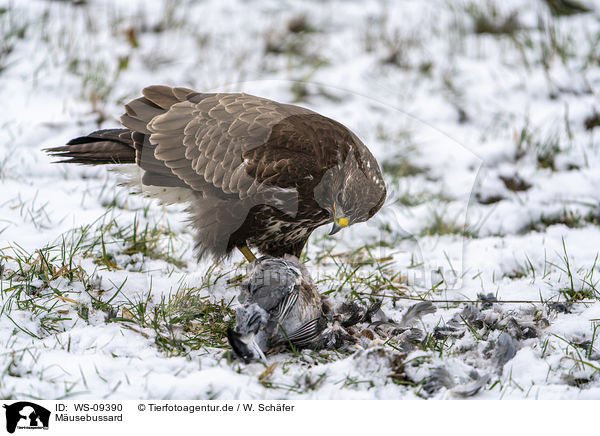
[2, 402, 50, 434]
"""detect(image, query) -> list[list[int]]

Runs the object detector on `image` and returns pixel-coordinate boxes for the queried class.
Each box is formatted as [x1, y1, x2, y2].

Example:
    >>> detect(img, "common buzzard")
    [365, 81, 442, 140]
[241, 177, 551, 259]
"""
[46, 86, 386, 261]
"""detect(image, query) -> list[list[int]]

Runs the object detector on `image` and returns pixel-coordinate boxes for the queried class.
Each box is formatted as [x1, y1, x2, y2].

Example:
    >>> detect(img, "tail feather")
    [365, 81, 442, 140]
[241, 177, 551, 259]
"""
[45, 129, 136, 165]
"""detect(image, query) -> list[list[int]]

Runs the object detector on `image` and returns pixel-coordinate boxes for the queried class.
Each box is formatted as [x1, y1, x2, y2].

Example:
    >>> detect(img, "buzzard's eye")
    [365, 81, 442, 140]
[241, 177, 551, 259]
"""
[336, 192, 343, 204]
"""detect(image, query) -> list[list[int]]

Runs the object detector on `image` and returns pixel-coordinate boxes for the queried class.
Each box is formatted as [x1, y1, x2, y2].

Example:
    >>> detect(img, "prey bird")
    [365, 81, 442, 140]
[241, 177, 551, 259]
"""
[46, 86, 386, 262]
[227, 255, 327, 362]
[227, 255, 427, 362]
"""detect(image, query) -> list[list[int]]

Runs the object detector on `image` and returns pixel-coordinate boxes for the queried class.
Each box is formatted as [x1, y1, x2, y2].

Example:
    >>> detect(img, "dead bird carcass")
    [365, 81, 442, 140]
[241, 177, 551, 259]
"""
[227, 255, 329, 362]
[227, 255, 394, 362]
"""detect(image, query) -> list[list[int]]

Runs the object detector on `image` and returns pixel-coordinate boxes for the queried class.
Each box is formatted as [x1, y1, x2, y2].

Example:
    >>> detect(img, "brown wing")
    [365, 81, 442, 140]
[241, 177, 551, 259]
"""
[241, 112, 356, 189]
[121, 86, 323, 199]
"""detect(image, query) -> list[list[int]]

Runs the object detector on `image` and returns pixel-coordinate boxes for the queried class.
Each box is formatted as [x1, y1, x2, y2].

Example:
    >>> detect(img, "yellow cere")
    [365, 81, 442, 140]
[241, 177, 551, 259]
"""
[336, 217, 349, 227]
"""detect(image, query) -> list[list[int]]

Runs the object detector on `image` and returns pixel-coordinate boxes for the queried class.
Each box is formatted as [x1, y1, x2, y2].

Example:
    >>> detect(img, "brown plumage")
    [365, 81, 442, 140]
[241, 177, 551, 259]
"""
[46, 86, 386, 261]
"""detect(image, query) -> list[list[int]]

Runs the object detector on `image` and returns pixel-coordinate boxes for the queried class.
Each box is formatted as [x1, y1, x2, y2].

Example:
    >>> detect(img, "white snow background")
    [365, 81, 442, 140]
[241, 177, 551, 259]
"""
[1, 0, 600, 399]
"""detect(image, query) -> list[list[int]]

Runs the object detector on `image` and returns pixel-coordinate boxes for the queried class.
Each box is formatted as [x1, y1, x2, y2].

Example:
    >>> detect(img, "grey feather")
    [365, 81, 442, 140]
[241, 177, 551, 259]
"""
[401, 301, 436, 326]
[451, 372, 491, 398]
[494, 332, 518, 370]
[423, 367, 455, 395]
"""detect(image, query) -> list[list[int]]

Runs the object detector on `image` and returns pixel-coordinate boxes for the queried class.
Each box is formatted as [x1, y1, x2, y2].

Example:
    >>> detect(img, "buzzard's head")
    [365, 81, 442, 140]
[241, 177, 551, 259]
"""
[315, 145, 386, 235]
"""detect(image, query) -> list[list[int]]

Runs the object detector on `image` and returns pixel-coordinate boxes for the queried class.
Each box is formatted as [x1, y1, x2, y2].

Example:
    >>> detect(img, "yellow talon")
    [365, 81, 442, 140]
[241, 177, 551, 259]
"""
[239, 245, 257, 263]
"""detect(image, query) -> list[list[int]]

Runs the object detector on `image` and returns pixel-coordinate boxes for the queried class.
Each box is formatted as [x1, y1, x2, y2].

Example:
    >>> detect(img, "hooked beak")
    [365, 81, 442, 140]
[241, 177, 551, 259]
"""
[329, 217, 349, 235]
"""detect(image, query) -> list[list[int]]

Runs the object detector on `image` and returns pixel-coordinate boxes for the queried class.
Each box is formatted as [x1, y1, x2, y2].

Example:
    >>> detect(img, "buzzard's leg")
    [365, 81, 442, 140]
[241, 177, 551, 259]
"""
[238, 245, 257, 263]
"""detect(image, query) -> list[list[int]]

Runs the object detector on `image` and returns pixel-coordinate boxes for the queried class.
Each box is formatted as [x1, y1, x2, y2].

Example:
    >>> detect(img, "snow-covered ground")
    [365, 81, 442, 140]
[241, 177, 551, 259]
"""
[1, 0, 600, 399]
